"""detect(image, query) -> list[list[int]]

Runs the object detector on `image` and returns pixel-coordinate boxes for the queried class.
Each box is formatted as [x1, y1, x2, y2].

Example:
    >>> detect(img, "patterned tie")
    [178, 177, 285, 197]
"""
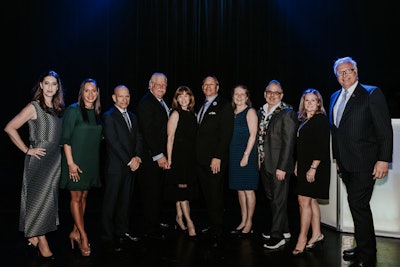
[335, 90, 348, 126]
[160, 99, 170, 116]
[122, 111, 132, 131]
[198, 99, 208, 123]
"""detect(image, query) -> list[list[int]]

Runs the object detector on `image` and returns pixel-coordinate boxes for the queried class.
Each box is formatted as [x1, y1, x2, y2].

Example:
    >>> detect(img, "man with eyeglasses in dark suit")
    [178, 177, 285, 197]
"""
[329, 56, 393, 267]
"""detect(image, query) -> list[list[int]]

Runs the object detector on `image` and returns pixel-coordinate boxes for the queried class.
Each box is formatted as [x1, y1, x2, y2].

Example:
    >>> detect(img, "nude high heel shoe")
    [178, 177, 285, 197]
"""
[69, 232, 81, 250]
[79, 235, 91, 257]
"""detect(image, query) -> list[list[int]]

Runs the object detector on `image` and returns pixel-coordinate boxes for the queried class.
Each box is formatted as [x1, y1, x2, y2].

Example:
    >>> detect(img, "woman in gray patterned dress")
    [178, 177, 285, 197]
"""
[4, 70, 65, 259]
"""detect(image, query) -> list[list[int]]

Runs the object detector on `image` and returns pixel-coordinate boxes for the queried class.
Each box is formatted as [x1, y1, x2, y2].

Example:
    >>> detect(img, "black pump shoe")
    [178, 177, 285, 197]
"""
[230, 228, 244, 235]
[238, 229, 253, 238]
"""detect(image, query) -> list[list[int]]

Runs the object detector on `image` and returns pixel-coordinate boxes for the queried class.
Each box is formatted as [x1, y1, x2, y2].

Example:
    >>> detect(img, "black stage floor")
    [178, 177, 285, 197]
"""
[1, 169, 399, 267]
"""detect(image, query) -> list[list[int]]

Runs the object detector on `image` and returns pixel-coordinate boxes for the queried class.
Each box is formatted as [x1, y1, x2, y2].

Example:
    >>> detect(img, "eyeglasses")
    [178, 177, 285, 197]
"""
[265, 91, 282, 96]
[337, 68, 355, 77]
[203, 83, 217, 87]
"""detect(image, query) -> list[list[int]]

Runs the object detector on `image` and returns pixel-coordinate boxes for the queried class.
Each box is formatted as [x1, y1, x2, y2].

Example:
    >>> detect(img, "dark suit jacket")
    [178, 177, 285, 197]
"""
[329, 83, 393, 172]
[196, 95, 234, 166]
[259, 105, 298, 174]
[102, 106, 143, 172]
[135, 92, 169, 161]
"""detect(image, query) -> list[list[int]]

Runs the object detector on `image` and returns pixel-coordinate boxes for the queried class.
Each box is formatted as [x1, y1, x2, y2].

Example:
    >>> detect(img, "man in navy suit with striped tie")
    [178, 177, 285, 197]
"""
[329, 57, 393, 267]
[101, 85, 143, 252]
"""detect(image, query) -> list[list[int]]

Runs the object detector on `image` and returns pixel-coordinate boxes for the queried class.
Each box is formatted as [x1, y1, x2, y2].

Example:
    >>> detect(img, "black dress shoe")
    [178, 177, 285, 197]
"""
[144, 231, 166, 240]
[102, 240, 123, 252]
[159, 222, 171, 230]
[343, 247, 358, 256]
[201, 226, 211, 234]
[349, 260, 374, 267]
[343, 254, 357, 262]
[122, 233, 140, 242]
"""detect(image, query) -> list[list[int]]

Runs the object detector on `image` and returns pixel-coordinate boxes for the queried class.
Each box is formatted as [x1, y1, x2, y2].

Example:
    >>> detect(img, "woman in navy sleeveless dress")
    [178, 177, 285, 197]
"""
[229, 85, 259, 237]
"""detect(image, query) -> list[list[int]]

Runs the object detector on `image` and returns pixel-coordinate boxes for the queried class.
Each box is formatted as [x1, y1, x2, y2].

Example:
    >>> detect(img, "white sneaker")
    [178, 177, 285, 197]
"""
[263, 238, 286, 249]
[261, 232, 291, 240]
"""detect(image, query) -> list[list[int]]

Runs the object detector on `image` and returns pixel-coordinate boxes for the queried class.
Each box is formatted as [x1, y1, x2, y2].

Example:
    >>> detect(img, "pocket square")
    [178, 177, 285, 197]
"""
[208, 111, 216, 115]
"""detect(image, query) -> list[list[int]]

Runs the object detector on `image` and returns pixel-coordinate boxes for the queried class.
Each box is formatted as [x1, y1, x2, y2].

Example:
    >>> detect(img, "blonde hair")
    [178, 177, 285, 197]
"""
[297, 88, 326, 121]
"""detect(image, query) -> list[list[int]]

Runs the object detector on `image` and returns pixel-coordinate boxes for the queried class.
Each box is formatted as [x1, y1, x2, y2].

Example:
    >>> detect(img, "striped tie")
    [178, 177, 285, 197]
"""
[335, 90, 348, 126]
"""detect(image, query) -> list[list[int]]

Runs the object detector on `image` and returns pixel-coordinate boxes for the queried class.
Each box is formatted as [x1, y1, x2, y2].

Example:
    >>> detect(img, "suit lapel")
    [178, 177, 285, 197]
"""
[201, 96, 218, 123]
[340, 86, 359, 123]
[330, 91, 340, 126]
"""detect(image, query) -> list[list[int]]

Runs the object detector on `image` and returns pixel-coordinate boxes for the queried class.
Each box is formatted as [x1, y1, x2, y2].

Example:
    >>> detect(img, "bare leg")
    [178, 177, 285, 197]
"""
[27, 236, 39, 247]
[308, 198, 322, 243]
[180, 200, 196, 236]
[242, 190, 256, 233]
[236, 190, 247, 230]
[294, 195, 312, 252]
[37, 235, 53, 257]
[176, 201, 187, 230]
[70, 190, 90, 256]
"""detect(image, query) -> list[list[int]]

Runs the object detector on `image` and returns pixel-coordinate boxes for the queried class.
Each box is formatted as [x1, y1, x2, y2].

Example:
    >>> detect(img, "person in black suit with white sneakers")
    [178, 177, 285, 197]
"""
[257, 80, 298, 250]
[329, 57, 393, 267]
[101, 85, 143, 252]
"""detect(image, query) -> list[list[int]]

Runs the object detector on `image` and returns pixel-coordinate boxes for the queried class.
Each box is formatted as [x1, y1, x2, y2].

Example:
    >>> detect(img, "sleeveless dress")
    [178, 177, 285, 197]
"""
[229, 107, 259, 190]
[20, 101, 62, 237]
[59, 104, 102, 190]
[164, 110, 198, 201]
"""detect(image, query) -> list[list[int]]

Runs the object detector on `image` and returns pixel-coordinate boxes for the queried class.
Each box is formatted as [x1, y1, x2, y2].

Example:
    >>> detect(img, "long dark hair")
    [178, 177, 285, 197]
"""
[32, 70, 65, 116]
[77, 78, 101, 124]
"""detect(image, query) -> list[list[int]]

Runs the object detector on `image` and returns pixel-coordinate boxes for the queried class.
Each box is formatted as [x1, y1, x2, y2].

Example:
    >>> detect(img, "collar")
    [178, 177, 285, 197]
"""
[263, 101, 282, 116]
[115, 105, 126, 113]
[342, 81, 358, 97]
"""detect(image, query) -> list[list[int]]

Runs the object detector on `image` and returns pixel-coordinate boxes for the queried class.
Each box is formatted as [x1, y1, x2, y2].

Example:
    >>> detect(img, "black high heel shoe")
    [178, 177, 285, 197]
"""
[37, 246, 55, 260]
[306, 234, 324, 250]
[230, 227, 244, 235]
[26, 242, 38, 257]
[238, 229, 253, 239]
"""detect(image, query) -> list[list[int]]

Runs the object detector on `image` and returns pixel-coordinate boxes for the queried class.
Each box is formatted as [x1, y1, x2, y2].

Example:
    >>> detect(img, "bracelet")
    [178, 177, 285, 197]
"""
[244, 152, 249, 156]
[25, 147, 30, 154]
[310, 166, 317, 170]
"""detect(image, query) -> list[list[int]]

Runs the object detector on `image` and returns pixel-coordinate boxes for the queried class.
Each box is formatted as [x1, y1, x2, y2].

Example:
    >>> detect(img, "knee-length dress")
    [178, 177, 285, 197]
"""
[164, 110, 198, 201]
[59, 104, 102, 190]
[20, 101, 62, 237]
[295, 113, 330, 199]
[229, 107, 259, 190]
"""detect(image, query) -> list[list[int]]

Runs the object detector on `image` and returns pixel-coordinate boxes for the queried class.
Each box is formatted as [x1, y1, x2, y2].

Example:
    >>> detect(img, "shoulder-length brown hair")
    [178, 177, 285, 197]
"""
[171, 86, 195, 112]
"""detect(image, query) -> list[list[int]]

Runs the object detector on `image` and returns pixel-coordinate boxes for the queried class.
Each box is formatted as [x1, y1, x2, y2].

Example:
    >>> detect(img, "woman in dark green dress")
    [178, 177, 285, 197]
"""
[60, 78, 102, 257]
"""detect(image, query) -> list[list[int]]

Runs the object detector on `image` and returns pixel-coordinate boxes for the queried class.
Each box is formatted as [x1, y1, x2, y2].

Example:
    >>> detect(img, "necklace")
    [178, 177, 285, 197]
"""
[297, 118, 310, 137]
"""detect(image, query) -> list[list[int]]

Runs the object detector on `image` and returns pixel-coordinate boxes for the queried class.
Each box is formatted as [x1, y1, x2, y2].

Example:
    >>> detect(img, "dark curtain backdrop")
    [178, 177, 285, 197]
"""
[2, 0, 400, 171]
